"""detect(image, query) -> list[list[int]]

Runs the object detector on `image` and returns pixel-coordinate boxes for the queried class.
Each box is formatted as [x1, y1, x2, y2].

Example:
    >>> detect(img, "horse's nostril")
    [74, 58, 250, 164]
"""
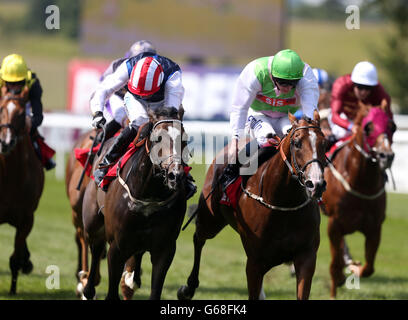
[305, 180, 314, 189]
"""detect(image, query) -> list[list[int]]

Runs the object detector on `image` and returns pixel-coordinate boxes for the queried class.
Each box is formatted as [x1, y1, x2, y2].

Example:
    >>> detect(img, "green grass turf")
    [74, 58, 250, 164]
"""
[0, 163, 407, 300]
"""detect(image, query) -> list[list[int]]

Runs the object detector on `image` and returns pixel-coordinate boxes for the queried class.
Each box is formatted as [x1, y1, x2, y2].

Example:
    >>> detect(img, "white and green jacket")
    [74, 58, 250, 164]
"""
[230, 56, 319, 138]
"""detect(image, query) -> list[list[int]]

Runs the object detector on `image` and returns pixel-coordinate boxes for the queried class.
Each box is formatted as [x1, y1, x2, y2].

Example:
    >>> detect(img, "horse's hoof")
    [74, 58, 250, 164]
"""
[120, 271, 136, 300]
[348, 264, 362, 276]
[177, 285, 194, 300]
[22, 260, 33, 274]
[83, 285, 96, 300]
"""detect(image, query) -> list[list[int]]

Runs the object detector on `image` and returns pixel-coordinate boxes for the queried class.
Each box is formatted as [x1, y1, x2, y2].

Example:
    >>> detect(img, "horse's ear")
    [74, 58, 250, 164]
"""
[178, 104, 184, 121]
[147, 107, 158, 123]
[288, 112, 297, 124]
[313, 109, 320, 126]
[364, 121, 374, 136]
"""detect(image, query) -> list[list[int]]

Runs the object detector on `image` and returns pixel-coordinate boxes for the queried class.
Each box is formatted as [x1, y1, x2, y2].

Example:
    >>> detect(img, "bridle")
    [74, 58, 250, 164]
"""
[149, 119, 185, 185]
[280, 125, 326, 187]
[243, 124, 326, 211]
[0, 95, 26, 151]
[327, 130, 391, 200]
[117, 119, 185, 208]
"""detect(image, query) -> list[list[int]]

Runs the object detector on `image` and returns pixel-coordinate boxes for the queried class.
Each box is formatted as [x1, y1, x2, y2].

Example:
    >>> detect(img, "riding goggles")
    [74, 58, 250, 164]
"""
[274, 77, 300, 87]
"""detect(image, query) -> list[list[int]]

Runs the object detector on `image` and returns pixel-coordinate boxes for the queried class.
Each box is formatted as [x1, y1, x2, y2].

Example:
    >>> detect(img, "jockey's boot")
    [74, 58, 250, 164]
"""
[185, 173, 197, 200]
[93, 126, 138, 187]
[31, 137, 56, 170]
[44, 158, 56, 170]
[103, 119, 122, 141]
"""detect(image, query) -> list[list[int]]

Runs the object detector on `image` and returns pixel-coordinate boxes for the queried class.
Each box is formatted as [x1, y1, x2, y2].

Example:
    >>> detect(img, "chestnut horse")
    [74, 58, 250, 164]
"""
[65, 128, 101, 296]
[0, 88, 44, 294]
[82, 106, 188, 300]
[178, 111, 327, 300]
[321, 106, 395, 298]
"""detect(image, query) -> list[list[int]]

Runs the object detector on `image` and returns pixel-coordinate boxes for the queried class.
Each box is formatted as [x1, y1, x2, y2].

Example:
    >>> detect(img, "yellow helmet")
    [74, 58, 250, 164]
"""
[0, 54, 29, 82]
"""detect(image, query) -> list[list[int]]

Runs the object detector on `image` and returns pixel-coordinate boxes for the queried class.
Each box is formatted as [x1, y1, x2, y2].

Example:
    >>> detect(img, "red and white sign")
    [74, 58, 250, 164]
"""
[67, 59, 109, 114]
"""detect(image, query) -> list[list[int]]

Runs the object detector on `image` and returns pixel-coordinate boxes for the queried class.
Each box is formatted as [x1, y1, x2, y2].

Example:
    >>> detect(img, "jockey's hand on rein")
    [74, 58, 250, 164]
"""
[92, 111, 106, 129]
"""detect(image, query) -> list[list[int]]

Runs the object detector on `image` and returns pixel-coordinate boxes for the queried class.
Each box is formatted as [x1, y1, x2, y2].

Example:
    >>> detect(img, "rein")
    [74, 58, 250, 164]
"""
[328, 133, 385, 200]
[116, 119, 184, 210]
[242, 125, 324, 212]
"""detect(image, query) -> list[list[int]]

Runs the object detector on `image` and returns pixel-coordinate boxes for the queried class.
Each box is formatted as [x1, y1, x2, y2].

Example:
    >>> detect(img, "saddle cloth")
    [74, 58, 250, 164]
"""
[75, 141, 141, 189]
[75, 141, 192, 191]
[220, 176, 242, 209]
[325, 136, 352, 161]
[36, 136, 56, 166]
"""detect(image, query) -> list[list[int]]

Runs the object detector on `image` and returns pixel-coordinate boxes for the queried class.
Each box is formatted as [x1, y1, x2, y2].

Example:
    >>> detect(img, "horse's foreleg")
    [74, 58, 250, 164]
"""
[9, 217, 33, 295]
[75, 226, 89, 297]
[105, 241, 127, 300]
[357, 227, 381, 278]
[246, 258, 264, 300]
[177, 232, 206, 300]
[121, 252, 144, 300]
[294, 250, 317, 300]
[82, 238, 105, 300]
[150, 242, 177, 300]
[327, 219, 346, 298]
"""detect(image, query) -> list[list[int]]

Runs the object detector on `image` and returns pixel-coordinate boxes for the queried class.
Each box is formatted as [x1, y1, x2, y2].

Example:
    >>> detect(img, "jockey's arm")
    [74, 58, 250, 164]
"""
[297, 64, 319, 118]
[28, 78, 44, 135]
[330, 80, 352, 130]
[90, 61, 129, 116]
[164, 71, 184, 109]
[230, 61, 261, 140]
[229, 61, 260, 161]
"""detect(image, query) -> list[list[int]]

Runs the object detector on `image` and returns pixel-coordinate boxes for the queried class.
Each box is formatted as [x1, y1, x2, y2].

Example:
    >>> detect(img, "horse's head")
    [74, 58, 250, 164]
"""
[286, 110, 327, 199]
[148, 106, 188, 191]
[0, 87, 28, 154]
[359, 107, 395, 170]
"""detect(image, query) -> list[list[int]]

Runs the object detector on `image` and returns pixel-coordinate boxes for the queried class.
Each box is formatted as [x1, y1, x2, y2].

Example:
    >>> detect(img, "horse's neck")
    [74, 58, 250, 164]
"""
[342, 133, 383, 186]
[125, 149, 169, 199]
[0, 135, 32, 183]
[260, 140, 306, 201]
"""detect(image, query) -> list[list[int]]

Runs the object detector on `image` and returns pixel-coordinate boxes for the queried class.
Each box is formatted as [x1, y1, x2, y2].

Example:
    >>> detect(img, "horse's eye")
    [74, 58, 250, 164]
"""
[293, 139, 302, 148]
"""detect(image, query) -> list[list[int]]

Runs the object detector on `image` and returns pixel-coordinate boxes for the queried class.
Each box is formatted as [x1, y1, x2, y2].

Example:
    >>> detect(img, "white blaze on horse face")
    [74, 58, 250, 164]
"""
[307, 131, 323, 182]
[167, 126, 181, 153]
[5, 101, 16, 144]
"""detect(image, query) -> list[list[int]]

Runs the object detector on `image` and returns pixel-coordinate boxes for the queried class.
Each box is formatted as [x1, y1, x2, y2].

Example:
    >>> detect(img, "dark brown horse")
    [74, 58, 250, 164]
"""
[82, 106, 188, 300]
[65, 128, 100, 296]
[66, 128, 142, 299]
[178, 111, 327, 300]
[321, 106, 395, 298]
[0, 88, 44, 295]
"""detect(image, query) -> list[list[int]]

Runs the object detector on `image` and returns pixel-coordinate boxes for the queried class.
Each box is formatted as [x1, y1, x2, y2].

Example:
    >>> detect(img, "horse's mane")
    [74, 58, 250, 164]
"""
[152, 106, 179, 119]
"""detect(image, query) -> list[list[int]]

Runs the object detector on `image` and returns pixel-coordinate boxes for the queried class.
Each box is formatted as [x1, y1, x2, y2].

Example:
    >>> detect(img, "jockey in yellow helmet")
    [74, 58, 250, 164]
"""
[0, 54, 55, 170]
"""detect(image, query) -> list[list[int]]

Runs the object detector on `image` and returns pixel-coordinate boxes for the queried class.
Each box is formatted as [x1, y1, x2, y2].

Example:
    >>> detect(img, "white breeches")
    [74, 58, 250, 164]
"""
[123, 92, 164, 129]
[245, 109, 292, 146]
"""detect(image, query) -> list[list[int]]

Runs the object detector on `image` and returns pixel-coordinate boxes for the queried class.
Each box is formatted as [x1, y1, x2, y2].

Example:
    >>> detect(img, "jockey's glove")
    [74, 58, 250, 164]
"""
[92, 111, 106, 129]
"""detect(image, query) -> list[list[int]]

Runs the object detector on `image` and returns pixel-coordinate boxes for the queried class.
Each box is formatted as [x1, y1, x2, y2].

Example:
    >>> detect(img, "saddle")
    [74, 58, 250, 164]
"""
[220, 140, 280, 209]
[75, 124, 152, 180]
[325, 136, 351, 162]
